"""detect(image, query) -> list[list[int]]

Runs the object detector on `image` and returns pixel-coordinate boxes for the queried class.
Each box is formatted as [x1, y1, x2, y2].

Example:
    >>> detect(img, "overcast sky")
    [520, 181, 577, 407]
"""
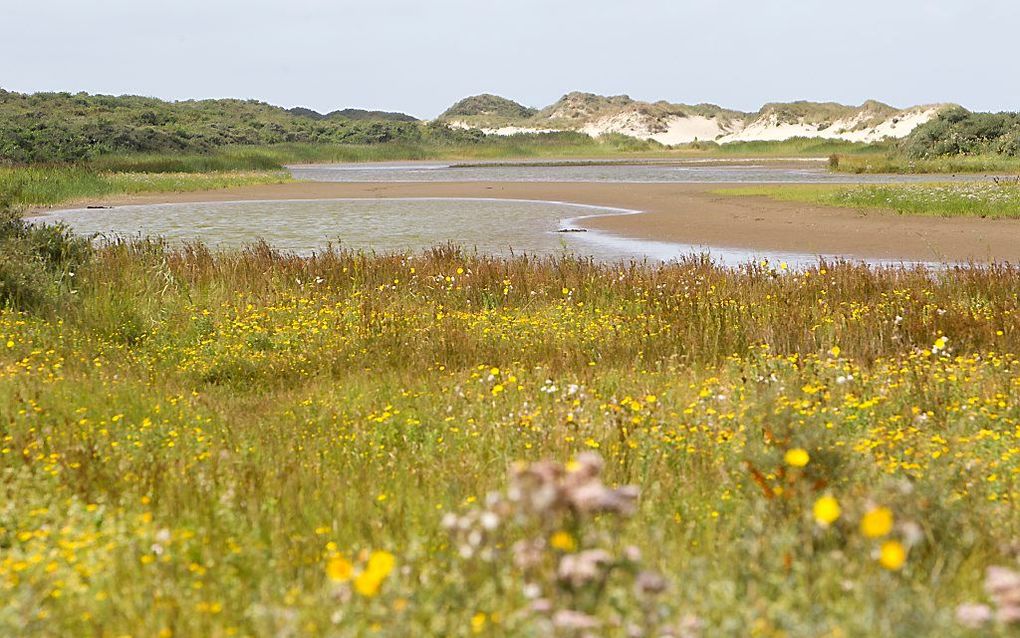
[3, 0, 1017, 118]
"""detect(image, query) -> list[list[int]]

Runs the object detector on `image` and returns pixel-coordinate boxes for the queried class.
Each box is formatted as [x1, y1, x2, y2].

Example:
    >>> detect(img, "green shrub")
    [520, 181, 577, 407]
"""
[0, 207, 91, 311]
[903, 108, 1020, 159]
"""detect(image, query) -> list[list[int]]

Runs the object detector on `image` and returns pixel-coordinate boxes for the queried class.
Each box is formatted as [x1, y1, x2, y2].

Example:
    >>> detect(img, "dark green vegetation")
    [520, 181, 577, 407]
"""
[903, 108, 1020, 159]
[0, 89, 467, 163]
[832, 108, 1020, 174]
[286, 106, 418, 122]
[438, 94, 537, 120]
[0, 206, 90, 310]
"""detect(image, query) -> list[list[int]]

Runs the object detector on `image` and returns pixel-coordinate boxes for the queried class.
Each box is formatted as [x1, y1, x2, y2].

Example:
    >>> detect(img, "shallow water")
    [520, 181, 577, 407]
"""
[289, 161, 988, 184]
[34, 198, 911, 268]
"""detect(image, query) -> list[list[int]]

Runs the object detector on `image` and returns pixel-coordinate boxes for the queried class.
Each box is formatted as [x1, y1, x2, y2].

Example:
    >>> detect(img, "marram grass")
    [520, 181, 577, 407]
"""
[2, 241, 1020, 636]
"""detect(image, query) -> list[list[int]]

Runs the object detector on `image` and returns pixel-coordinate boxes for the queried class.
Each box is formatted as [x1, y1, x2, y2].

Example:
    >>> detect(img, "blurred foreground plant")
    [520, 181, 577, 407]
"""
[443, 453, 701, 637]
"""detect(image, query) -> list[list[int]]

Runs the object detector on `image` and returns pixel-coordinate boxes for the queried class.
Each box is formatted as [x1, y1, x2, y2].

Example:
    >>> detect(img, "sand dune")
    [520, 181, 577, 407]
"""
[442, 93, 953, 146]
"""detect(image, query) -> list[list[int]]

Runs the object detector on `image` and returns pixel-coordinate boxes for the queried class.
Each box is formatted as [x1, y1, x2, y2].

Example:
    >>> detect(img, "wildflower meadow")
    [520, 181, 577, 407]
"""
[2, 234, 1020, 636]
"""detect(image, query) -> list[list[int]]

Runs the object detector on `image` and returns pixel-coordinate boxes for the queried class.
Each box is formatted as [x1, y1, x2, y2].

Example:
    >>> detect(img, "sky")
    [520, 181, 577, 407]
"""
[3, 0, 1017, 118]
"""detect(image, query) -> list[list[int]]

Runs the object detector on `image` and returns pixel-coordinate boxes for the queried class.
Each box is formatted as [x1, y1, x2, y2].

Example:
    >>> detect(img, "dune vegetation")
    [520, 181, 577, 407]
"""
[2, 204, 1020, 635]
[828, 109, 1020, 174]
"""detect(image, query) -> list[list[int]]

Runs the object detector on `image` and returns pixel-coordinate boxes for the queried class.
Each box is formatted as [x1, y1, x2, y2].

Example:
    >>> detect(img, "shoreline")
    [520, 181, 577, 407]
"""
[34, 181, 1020, 263]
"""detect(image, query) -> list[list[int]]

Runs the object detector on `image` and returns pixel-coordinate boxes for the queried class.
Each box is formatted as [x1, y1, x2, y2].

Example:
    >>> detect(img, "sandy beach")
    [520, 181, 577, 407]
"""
[44, 181, 1020, 262]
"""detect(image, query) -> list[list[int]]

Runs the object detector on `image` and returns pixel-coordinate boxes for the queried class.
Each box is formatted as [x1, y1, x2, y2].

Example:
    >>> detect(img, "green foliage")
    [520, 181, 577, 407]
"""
[0, 89, 444, 163]
[0, 206, 91, 311]
[902, 107, 1020, 159]
[0, 165, 290, 208]
[438, 93, 537, 120]
[286, 106, 418, 122]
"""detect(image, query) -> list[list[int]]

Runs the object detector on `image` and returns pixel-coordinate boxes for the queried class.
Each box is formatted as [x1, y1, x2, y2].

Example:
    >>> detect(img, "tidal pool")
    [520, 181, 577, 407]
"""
[33, 197, 887, 267]
[289, 161, 989, 184]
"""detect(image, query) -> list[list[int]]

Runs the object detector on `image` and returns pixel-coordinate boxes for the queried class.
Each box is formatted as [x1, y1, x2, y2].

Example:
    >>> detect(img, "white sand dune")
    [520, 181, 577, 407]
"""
[447, 121, 560, 136]
[581, 113, 740, 145]
[444, 97, 951, 146]
[715, 106, 944, 144]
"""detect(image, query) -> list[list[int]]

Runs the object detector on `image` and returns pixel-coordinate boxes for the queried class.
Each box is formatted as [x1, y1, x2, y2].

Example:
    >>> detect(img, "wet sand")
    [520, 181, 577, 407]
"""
[42, 181, 1020, 262]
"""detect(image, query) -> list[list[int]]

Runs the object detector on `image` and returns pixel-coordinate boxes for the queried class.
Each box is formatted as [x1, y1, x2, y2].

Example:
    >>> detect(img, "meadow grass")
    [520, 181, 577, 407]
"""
[832, 154, 1020, 175]
[717, 181, 1020, 218]
[2, 238, 1020, 636]
[0, 166, 291, 209]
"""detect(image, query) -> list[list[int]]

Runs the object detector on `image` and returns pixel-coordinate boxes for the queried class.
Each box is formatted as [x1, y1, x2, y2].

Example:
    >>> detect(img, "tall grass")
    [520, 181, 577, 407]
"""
[83, 138, 901, 175]
[0, 165, 291, 208]
[688, 137, 895, 157]
[2, 241, 1020, 635]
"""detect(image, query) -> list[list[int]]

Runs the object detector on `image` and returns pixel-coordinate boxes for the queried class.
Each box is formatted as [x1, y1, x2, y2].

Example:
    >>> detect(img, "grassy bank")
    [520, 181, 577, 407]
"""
[2, 226, 1020, 635]
[718, 181, 1020, 218]
[0, 166, 291, 209]
[831, 154, 1020, 174]
[0, 136, 868, 209]
[689, 137, 893, 158]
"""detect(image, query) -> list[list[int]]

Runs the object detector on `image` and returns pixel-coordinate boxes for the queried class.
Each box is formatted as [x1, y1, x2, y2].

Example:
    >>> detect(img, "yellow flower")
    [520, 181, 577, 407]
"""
[354, 551, 396, 597]
[860, 507, 894, 538]
[471, 612, 487, 634]
[784, 448, 810, 468]
[878, 540, 907, 570]
[830, 345, 841, 357]
[550, 530, 577, 552]
[326, 555, 353, 582]
[813, 495, 841, 526]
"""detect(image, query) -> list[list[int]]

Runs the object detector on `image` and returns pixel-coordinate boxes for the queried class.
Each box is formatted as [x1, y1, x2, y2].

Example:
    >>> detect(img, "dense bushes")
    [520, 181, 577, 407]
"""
[0, 90, 471, 163]
[0, 89, 609, 164]
[0, 206, 92, 311]
[903, 107, 1020, 158]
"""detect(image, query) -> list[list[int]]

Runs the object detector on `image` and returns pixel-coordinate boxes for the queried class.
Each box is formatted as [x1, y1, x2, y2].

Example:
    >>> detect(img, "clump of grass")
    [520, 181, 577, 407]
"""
[717, 181, 1020, 218]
